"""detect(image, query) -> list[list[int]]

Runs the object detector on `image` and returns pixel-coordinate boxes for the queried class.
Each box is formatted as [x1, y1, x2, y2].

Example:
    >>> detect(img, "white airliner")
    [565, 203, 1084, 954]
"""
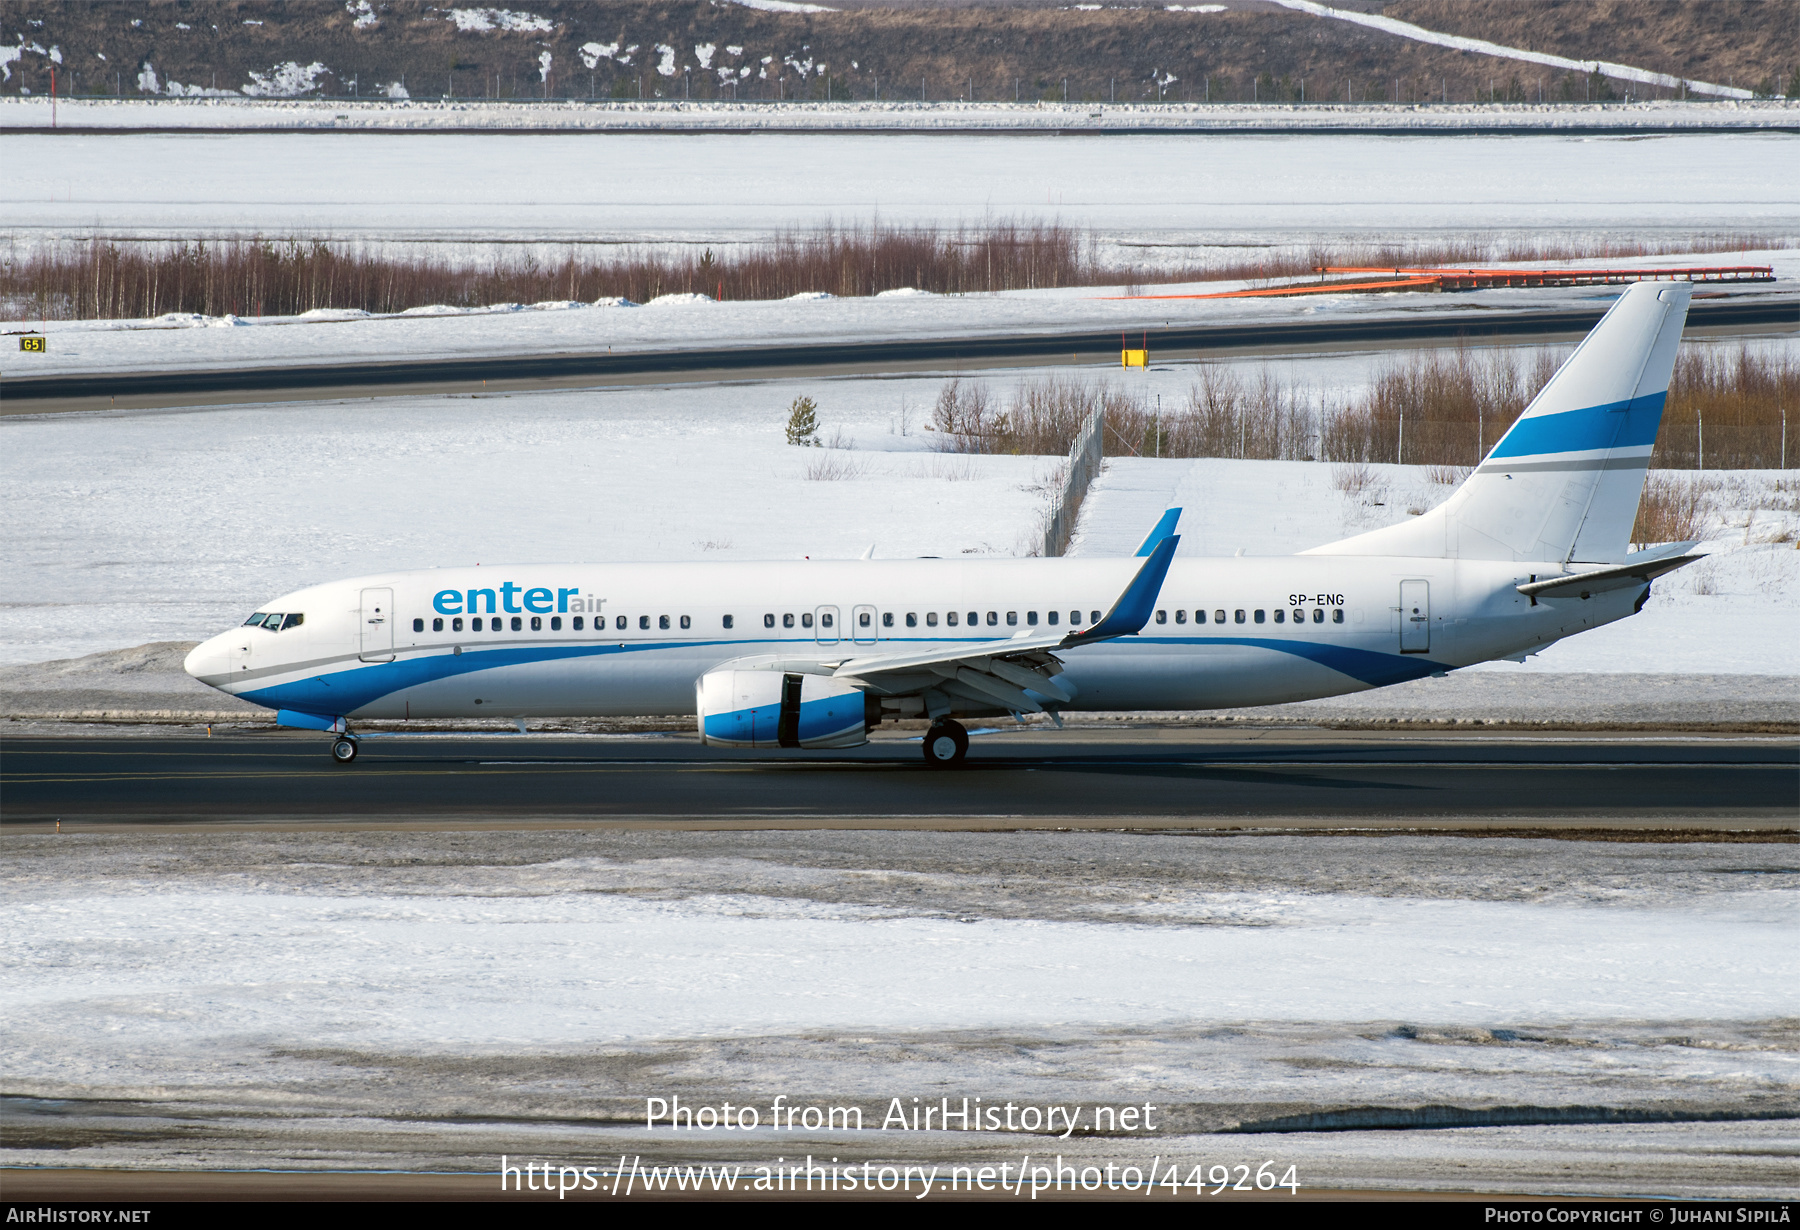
[186, 283, 1702, 765]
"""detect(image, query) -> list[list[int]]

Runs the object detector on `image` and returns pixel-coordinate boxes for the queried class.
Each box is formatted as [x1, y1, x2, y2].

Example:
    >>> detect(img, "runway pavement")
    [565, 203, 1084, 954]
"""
[5, 297, 1793, 414]
[4, 727, 1793, 832]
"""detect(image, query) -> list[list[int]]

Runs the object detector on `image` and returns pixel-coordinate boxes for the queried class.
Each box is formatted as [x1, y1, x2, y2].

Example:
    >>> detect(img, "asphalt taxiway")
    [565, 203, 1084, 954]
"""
[5, 297, 1793, 415]
[4, 727, 1793, 832]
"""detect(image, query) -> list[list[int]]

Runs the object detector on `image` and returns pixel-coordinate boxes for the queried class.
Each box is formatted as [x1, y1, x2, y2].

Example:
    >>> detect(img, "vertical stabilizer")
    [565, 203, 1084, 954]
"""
[1305, 282, 1691, 563]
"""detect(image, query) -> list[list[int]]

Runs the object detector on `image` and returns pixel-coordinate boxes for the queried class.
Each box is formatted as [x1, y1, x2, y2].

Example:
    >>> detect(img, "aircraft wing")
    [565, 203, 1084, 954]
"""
[831, 536, 1181, 714]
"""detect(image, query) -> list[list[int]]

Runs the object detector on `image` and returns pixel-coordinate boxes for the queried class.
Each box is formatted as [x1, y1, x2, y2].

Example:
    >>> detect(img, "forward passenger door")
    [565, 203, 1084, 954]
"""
[360, 588, 395, 662]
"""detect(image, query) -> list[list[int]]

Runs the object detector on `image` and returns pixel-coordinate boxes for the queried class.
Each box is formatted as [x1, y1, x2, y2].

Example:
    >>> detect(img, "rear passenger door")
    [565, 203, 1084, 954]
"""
[1399, 580, 1430, 653]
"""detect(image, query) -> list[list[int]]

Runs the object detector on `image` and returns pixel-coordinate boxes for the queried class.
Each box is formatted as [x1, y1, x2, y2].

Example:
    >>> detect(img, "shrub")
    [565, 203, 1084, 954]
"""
[785, 395, 820, 447]
[1632, 474, 1714, 547]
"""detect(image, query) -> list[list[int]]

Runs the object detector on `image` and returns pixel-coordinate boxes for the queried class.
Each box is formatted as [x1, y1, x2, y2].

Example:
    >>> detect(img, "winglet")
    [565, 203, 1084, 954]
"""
[1134, 508, 1182, 557]
[1062, 535, 1180, 648]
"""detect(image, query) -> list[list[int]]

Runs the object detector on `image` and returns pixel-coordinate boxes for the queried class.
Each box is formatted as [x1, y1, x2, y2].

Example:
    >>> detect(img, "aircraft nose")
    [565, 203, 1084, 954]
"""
[183, 635, 229, 683]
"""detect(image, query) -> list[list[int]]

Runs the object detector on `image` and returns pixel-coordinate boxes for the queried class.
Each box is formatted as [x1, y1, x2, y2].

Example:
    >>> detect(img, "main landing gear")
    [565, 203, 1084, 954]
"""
[330, 735, 360, 764]
[922, 719, 969, 767]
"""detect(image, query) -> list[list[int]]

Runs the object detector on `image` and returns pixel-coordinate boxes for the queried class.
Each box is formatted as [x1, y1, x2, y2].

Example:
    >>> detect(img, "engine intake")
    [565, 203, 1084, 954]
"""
[696, 669, 872, 749]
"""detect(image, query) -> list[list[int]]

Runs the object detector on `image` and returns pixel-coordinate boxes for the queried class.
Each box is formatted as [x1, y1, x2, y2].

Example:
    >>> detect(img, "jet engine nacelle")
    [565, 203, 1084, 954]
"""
[696, 669, 874, 749]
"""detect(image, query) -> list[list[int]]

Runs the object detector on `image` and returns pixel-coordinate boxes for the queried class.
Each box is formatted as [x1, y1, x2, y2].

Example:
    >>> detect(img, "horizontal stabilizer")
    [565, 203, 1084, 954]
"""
[1517, 550, 1703, 599]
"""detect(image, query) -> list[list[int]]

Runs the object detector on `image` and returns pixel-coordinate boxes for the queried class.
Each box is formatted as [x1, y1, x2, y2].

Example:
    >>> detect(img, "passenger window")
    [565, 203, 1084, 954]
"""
[1069, 611, 1081, 625]
[860, 612, 871, 628]
[432, 617, 444, 632]
[904, 613, 916, 628]
[946, 612, 958, 626]
[1047, 611, 1059, 625]
[512, 616, 524, 631]
[1254, 610, 1265, 624]
[1274, 610, 1285, 624]
[244, 613, 269, 627]
[764, 614, 775, 628]
[885, 613, 896, 628]
[1155, 610, 1166, 624]
[821, 613, 832, 628]
[986, 612, 997, 626]
[927, 612, 939, 627]
[530, 616, 542, 631]
[1196, 610, 1207, 624]
[1234, 610, 1246, 624]
[550, 616, 561, 631]
[802, 613, 814, 628]
[639, 616, 650, 630]
[616, 615, 627, 630]
[1027, 611, 1038, 626]
[1329, 609, 1340, 624]
[1090, 610, 1101, 624]
[453, 617, 464, 632]
[679, 615, 690, 630]
[413, 618, 425, 632]
[1215, 610, 1226, 623]
[572, 616, 583, 631]
[1175, 609, 1186, 624]
[723, 615, 734, 630]
[784, 613, 795, 628]
[282, 613, 304, 631]
[969, 612, 979, 626]
[472, 617, 483, 631]
[1006, 611, 1017, 626]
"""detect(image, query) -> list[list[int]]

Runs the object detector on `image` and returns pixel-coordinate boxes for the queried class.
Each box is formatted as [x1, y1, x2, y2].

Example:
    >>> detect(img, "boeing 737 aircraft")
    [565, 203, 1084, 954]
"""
[185, 283, 1703, 765]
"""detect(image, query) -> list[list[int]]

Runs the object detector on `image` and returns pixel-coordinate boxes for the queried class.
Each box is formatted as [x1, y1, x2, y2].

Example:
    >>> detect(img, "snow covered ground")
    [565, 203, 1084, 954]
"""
[3, 345, 1794, 673]
[6, 97, 1792, 132]
[5, 124, 1793, 260]
[4, 831, 1795, 1194]
[10, 256, 1798, 380]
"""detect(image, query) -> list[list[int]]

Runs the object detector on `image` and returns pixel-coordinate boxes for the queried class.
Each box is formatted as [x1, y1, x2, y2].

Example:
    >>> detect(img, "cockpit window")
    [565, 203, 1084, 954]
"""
[244, 612, 269, 627]
[281, 613, 303, 630]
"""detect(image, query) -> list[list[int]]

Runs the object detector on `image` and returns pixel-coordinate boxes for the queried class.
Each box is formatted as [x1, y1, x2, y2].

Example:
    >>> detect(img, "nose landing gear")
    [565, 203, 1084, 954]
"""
[330, 735, 360, 764]
[922, 719, 969, 766]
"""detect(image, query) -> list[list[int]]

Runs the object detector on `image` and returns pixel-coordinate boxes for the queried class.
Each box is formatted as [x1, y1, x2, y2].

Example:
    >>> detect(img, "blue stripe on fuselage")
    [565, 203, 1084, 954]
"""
[240, 639, 717, 714]
[242, 635, 1450, 716]
[1488, 392, 1665, 459]
[1133, 637, 1449, 687]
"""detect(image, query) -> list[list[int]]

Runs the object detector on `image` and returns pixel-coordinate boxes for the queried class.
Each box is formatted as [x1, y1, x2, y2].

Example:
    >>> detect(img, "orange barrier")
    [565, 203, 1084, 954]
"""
[1100, 264, 1775, 302]
[1101, 276, 1438, 301]
[1316, 265, 1776, 290]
